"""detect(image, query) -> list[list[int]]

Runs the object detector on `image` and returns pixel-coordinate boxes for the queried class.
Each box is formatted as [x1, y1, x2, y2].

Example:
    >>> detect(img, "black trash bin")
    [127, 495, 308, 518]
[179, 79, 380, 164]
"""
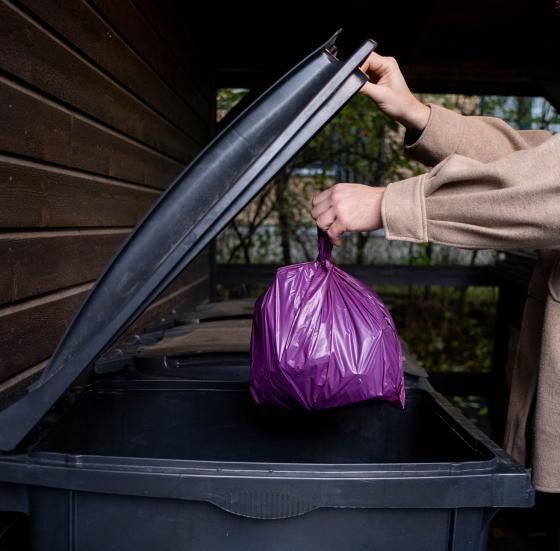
[0, 365, 534, 551]
[0, 31, 533, 551]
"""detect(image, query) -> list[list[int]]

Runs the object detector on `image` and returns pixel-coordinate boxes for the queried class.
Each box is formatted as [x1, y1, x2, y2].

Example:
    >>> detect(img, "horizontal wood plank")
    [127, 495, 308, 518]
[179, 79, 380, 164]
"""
[0, 229, 130, 305]
[18, 0, 209, 142]
[0, 279, 209, 407]
[90, 0, 210, 117]
[0, 273, 209, 407]
[0, 251, 210, 383]
[0, 359, 47, 410]
[0, 283, 91, 383]
[0, 0, 198, 162]
[0, 0, 213, 401]
[0, 75, 183, 188]
[0, 155, 159, 228]
[132, 0, 212, 103]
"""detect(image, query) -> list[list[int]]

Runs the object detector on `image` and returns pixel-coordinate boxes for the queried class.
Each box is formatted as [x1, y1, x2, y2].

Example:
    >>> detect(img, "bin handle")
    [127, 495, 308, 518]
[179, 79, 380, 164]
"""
[208, 489, 317, 519]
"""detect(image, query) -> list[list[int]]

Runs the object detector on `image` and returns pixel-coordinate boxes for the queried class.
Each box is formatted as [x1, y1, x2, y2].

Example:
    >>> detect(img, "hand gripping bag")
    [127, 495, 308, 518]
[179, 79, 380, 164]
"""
[250, 229, 405, 409]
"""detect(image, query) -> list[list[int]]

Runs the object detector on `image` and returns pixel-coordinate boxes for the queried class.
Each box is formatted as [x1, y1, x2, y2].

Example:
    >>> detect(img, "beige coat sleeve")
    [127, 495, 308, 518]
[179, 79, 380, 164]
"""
[381, 103, 559, 250]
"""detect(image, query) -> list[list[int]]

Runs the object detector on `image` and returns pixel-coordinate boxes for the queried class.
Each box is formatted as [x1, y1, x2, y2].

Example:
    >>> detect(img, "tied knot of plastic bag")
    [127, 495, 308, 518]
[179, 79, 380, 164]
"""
[250, 228, 405, 410]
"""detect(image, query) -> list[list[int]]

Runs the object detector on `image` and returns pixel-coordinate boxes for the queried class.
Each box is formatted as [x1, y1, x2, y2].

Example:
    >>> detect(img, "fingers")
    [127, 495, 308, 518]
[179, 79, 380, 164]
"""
[359, 52, 385, 76]
[327, 219, 346, 247]
[315, 207, 336, 232]
[360, 52, 399, 79]
[310, 185, 348, 246]
[311, 188, 331, 207]
[311, 183, 384, 246]
[310, 196, 331, 220]
[359, 81, 389, 104]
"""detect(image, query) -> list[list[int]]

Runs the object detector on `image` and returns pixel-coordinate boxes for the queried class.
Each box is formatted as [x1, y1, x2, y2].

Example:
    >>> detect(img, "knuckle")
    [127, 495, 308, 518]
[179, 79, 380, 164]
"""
[319, 217, 330, 231]
[331, 184, 343, 199]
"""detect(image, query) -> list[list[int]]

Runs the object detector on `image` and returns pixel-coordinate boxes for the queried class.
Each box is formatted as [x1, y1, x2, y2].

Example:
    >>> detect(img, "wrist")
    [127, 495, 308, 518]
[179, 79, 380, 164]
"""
[369, 186, 385, 231]
[401, 101, 430, 132]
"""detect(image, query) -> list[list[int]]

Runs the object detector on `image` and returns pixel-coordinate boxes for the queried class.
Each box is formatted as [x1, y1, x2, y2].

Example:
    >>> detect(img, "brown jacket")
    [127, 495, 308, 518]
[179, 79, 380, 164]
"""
[381, 103, 560, 492]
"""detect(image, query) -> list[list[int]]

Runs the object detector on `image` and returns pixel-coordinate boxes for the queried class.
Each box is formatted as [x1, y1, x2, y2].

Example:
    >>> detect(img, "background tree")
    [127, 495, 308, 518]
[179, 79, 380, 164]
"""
[216, 90, 558, 387]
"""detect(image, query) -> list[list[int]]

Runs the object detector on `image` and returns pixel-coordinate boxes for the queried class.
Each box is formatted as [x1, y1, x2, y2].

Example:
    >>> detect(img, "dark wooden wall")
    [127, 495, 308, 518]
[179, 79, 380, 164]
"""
[0, 0, 214, 404]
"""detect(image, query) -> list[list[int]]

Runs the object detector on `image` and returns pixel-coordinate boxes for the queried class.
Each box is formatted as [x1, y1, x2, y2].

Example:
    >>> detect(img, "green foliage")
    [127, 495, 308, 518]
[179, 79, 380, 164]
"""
[215, 89, 557, 379]
[380, 286, 498, 373]
[216, 88, 248, 122]
[216, 90, 424, 265]
[296, 94, 419, 182]
[408, 243, 433, 266]
[481, 96, 560, 130]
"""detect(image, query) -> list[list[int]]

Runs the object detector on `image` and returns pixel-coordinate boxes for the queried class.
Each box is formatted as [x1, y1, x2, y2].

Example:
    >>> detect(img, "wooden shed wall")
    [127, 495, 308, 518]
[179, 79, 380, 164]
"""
[0, 0, 214, 405]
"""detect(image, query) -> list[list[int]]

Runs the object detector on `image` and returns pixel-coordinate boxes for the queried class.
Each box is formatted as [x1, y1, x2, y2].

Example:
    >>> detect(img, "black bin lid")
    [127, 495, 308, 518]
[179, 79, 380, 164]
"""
[0, 31, 376, 451]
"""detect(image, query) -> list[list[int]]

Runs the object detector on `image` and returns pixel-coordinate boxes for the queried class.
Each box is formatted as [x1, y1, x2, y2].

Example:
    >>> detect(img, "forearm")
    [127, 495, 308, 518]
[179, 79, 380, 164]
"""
[383, 134, 560, 250]
[405, 103, 552, 167]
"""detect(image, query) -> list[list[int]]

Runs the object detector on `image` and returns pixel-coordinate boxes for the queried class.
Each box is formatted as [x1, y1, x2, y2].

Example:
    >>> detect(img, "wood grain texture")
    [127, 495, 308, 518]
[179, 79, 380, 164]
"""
[0, 274, 209, 406]
[0, 0, 212, 393]
[0, 250, 211, 383]
[0, 283, 92, 382]
[0, 76, 184, 188]
[18, 0, 209, 142]
[0, 0, 198, 162]
[0, 256, 210, 406]
[90, 0, 210, 116]
[0, 155, 159, 228]
[0, 229, 130, 305]
[0, 359, 47, 410]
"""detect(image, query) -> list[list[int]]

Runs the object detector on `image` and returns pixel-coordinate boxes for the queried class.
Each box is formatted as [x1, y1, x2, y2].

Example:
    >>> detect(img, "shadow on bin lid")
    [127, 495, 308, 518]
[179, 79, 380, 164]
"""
[0, 30, 377, 451]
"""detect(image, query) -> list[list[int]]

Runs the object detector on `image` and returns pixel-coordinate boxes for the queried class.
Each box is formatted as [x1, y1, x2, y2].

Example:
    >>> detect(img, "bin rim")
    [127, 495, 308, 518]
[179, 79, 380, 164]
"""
[0, 379, 535, 511]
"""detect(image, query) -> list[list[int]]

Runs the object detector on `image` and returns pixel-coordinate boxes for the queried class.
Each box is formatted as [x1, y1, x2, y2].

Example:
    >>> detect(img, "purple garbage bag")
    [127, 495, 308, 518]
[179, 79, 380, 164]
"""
[250, 229, 405, 410]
